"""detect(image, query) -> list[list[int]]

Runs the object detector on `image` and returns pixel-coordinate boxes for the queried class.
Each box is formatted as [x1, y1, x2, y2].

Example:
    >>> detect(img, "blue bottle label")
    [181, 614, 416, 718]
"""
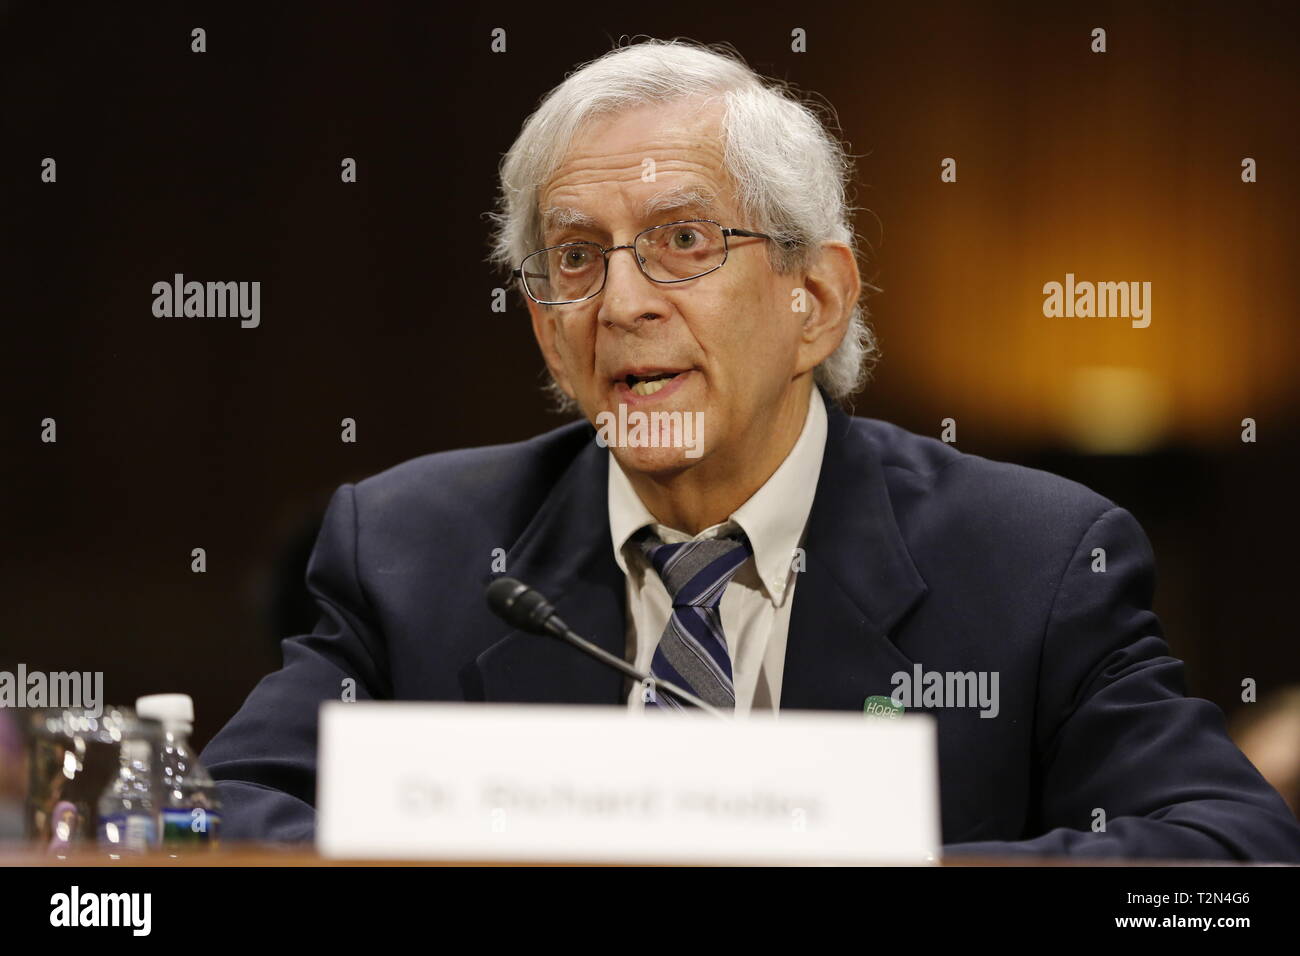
[161, 807, 222, 846]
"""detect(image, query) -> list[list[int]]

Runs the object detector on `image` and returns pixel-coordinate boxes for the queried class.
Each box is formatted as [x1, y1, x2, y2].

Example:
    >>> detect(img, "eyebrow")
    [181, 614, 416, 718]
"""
[638, 185, 718, 218]
[541, 186, 719, 236]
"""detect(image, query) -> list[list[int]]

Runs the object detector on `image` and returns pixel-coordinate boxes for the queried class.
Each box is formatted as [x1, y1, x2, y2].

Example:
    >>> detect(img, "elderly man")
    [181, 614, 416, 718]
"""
[202, 39, 1300, 860]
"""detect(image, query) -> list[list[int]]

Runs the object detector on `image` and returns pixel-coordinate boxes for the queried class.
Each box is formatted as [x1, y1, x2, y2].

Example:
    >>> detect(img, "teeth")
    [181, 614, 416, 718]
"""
[631, 378, 670, 397]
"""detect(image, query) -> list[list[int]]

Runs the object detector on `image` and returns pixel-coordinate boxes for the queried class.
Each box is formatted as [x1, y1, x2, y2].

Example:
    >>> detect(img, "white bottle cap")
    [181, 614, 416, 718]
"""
[136, 693, 195, 732]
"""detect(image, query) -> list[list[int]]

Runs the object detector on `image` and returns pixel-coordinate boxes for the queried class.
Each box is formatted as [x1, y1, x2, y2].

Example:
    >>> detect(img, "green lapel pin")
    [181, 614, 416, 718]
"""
[863, 695, 905, 720]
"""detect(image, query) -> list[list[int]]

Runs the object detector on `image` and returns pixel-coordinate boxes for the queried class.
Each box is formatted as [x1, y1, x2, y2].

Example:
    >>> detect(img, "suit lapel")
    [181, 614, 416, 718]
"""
[473, 433, 629, 705]
[780, 395, 929, 711]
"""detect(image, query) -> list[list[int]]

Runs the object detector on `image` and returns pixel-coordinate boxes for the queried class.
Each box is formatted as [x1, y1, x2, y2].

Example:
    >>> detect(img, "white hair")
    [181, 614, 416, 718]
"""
[486, 37, 879, 412]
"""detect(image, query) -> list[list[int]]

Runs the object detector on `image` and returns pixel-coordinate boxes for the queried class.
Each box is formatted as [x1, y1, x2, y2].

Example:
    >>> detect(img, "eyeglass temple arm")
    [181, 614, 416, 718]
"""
[723, 228, 798, 247]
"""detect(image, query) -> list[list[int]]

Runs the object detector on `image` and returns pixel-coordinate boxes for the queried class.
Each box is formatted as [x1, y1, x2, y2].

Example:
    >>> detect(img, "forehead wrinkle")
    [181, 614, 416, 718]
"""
[638, 185, 719, 218]
[541, 182, 726, 239]
[544, 139, 727, 202]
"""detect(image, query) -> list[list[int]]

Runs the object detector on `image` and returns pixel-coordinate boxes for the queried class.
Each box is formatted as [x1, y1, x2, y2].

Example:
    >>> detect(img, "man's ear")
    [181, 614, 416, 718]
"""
[793, 240, 861, 375]
[527, 296, 576, 399]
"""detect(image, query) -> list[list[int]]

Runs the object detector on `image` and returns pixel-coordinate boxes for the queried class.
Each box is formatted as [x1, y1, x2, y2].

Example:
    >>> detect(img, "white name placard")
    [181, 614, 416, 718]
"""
[317, 702, 939, 864]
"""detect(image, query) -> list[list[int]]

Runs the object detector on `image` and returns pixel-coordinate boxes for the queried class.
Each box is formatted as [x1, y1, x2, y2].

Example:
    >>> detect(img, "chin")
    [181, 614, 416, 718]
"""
[610, 443, 704, 478]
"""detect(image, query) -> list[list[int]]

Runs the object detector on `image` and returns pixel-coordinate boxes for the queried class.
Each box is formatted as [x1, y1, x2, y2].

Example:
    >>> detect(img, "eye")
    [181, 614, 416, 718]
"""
[671, 227, 700, 249]
[560, 247, 594, 270]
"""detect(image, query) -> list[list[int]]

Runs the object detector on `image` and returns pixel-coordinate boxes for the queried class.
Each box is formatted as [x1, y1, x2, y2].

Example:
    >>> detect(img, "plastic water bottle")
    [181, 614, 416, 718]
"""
[97, 735, 159, 853]
[135, 694, 222, 849]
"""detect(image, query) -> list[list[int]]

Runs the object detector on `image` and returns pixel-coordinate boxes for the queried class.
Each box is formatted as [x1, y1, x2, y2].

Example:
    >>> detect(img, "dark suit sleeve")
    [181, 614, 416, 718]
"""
[945, 506, 1300, 861]
[200, 484, 391, 843]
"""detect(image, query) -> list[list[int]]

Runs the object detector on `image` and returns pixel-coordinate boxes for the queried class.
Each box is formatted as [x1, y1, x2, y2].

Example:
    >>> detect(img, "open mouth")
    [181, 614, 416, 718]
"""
[622, 370, 686, 397]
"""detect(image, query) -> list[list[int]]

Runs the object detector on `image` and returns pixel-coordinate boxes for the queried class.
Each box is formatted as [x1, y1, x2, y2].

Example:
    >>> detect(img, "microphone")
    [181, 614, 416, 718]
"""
[485, 576, 563, 637]
[485, 577, 727, 719]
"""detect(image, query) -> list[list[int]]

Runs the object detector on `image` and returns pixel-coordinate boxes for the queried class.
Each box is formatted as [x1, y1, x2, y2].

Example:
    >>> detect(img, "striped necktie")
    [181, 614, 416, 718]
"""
[634, 526, 753, 711]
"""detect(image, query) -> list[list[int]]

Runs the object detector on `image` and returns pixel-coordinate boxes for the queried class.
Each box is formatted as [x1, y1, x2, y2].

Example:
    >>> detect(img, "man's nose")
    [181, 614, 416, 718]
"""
[597, 245, 667, 331]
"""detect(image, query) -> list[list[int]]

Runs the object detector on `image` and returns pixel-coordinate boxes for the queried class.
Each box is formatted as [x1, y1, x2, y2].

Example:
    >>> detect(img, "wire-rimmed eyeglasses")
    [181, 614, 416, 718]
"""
[511, 219, 784, 306]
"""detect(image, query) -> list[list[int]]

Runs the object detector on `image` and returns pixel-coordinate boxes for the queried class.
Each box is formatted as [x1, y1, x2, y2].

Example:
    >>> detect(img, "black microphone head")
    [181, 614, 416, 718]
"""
[485, 577, 557, 634]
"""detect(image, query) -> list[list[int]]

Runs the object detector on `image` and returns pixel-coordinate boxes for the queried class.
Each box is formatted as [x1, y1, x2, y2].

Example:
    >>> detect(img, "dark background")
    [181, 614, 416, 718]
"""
[2, 1, 1297, 749]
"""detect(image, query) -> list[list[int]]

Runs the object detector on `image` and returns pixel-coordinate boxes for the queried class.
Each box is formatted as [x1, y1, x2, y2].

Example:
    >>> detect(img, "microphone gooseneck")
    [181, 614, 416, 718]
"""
[484, 577, 726, 719]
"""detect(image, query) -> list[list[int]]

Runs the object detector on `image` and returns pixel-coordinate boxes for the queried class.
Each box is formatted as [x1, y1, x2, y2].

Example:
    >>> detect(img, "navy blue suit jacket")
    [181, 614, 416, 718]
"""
[202, 391, 1300, 860]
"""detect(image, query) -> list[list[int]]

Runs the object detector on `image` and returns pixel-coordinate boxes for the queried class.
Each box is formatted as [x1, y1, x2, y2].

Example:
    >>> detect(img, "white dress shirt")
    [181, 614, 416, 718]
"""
[607, 387, 828, 715]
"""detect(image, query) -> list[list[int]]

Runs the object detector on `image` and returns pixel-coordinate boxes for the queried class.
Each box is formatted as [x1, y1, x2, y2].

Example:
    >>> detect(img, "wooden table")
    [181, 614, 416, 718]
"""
[0, 847, 1265, 866]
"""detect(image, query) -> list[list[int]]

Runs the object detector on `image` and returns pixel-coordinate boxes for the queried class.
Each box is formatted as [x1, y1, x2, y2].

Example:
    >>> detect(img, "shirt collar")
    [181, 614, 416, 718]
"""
[607, 387, 828, 605]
